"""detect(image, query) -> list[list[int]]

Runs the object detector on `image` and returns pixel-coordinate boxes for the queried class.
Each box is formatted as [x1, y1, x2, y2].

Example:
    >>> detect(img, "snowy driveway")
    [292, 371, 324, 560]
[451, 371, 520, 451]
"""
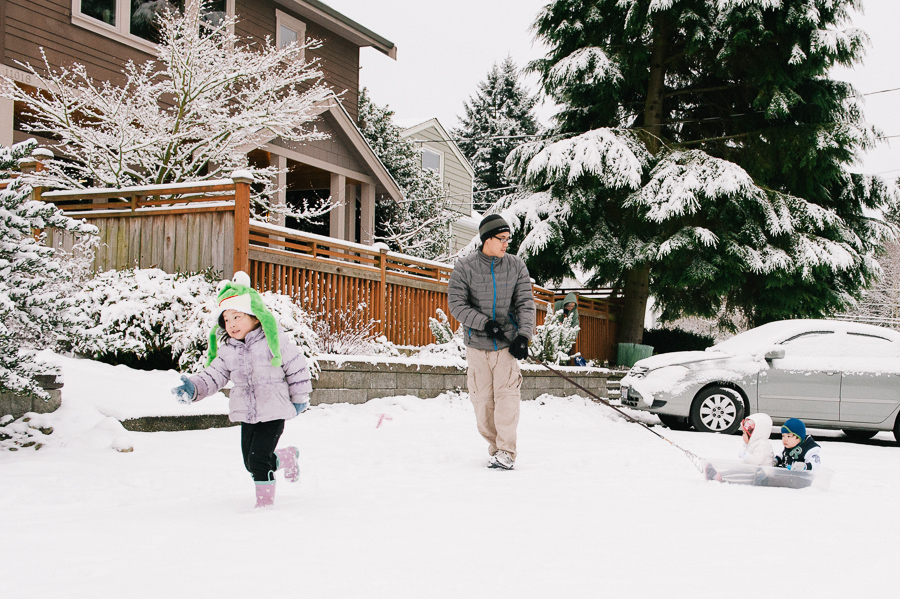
[1, 358, 898, 598]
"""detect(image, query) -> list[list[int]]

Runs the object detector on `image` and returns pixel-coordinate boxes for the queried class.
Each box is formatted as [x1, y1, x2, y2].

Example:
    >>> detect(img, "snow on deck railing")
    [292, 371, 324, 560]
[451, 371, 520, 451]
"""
[247, 219, 559, 306]
[41, 178, 238, 211]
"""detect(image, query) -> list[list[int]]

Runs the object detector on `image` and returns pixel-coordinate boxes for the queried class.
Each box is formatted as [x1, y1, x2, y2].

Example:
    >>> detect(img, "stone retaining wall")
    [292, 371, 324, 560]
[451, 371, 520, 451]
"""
[311, 360, 610, 404]
[0, 374, 64, 419]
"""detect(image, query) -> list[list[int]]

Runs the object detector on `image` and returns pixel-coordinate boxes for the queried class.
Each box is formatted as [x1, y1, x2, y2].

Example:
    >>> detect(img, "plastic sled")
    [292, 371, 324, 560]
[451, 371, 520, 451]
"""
[702, 458, 833, 490]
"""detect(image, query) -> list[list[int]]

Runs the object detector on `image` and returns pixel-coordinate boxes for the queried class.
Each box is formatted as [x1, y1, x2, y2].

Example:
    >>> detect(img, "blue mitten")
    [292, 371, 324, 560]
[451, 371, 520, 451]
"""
[293, 402, 309, 415]
[788, 462, 807, 471]
[172, 375, 196, 404]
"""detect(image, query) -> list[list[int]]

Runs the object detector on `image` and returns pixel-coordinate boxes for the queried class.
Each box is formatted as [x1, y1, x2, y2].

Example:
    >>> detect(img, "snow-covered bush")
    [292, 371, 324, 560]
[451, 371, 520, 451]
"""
[428, 308, 459, 344]
[62, 268, 318, 372]
[529, 310, 580, 365]
[417, 308, 466, 362]
[0, 140, 97, 399]
[311, 303, 398, 356]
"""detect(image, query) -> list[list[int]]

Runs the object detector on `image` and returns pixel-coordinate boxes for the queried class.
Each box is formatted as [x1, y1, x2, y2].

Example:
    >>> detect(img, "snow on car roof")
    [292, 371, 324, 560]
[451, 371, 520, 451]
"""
[710, 319, 900, 355]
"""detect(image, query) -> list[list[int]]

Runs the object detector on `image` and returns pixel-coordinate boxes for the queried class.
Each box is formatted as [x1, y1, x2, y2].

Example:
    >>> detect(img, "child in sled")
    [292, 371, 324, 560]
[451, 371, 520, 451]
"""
[775, 418, 822, 471]
[171, 271, 313, 508]
[704, 413, 774, 483]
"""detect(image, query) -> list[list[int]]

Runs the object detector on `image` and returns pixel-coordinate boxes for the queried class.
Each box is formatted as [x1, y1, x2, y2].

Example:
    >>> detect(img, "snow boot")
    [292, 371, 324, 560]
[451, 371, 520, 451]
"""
[490, 450, 515, 470]
[704, 463, 722, 482]
[275, 446, 300, 483]
[255, 481, 276, 508]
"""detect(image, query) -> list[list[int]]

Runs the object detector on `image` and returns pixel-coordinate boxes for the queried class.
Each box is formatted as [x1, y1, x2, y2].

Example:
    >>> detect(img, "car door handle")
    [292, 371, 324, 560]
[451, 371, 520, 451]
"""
[825, 372, 836, 376]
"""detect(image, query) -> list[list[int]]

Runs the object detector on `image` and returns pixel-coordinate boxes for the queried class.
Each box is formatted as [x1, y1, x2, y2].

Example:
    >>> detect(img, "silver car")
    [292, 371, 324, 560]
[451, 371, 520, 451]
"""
[619, 319, 900, 440]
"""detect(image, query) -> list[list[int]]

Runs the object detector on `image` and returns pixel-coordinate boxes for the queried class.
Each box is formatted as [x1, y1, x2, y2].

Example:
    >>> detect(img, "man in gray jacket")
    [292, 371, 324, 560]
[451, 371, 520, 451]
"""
[448, 214, 535, 470]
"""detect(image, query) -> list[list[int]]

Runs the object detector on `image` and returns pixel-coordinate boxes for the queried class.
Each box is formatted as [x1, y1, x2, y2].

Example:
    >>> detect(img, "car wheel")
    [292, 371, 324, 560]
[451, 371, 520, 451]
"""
[657, 414, 692, 431]
[842, 429, 877, 441]
[690, 387, 744, 434]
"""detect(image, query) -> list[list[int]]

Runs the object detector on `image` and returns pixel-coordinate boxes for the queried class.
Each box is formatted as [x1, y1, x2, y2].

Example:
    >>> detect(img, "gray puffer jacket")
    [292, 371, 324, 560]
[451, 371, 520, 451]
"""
[189, 327, 313, 423]
[448, 249, 536, 351]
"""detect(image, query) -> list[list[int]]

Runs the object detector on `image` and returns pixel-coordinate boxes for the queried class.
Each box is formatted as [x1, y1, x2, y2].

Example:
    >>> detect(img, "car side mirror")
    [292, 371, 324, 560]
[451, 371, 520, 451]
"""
[764, 348, 785, 360]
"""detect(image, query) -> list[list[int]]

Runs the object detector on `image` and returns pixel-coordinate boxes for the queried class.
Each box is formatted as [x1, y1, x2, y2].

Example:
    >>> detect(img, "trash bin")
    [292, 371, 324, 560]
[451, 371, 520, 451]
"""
[617, 343, 654, 368]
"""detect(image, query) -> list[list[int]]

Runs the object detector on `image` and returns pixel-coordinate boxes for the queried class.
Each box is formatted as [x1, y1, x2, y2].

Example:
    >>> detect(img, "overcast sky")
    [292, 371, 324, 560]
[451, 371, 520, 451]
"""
[326, 0, 900, 177]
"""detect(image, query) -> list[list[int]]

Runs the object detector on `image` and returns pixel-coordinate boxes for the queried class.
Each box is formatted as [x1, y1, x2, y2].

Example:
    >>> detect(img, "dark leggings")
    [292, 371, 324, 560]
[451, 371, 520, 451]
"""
[240, 419, 285, 482]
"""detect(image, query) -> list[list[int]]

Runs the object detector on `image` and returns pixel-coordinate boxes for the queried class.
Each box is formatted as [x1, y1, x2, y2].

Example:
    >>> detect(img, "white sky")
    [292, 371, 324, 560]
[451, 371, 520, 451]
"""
[326, 0, 900, 178]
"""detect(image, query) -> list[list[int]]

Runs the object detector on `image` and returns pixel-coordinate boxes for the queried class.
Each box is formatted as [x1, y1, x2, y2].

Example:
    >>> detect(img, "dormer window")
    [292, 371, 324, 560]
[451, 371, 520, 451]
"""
[276, 9, 306, 57]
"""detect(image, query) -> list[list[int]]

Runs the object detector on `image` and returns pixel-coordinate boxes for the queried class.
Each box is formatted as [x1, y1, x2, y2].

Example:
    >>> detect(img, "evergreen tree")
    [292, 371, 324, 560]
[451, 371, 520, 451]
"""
[0, 141, 98, 398]
[501, 0, 896, 343]
[453, 57, 539, 213]
[357, 88, 455, 260]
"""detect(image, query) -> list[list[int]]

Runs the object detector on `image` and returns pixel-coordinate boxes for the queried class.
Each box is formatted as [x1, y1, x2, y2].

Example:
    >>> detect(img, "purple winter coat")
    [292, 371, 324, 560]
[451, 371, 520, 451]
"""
[189, 327, 313, 424]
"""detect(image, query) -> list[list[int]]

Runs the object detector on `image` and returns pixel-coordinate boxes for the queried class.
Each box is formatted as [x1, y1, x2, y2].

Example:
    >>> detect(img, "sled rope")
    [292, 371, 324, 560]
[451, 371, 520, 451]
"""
[536, 360, 706, 472]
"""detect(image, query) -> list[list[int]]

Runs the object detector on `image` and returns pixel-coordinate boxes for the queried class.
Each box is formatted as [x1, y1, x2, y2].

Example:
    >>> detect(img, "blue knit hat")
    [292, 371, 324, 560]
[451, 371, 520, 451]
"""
[781, 418, 806, 441]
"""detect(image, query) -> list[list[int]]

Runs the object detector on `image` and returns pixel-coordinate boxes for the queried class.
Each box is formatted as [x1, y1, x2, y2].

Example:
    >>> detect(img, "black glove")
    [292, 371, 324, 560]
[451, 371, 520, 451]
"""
[483, 319, 504, 339]
[509, 335, 529, 360]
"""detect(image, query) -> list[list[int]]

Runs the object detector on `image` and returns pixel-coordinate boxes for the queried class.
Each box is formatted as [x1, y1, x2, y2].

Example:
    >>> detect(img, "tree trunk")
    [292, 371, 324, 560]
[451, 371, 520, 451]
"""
[618, 265, 651, 344]
[616, 13, 669, 346]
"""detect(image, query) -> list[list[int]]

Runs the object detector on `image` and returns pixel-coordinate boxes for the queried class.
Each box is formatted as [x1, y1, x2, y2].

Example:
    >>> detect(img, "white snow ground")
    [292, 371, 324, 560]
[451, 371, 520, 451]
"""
[2, 354, 898, 598]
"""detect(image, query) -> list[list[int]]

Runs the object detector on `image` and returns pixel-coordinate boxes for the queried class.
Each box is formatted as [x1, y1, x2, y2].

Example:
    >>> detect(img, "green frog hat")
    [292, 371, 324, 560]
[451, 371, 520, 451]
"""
[206, 271, 282, 366]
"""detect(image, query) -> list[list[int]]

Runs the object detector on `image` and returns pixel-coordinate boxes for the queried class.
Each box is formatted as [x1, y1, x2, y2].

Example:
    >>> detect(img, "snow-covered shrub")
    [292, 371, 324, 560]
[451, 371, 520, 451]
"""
[428, 308, 458, 344]
[0, 140, 97, 399]
[63, 268, 318, 372]
[529, 310, 580, 365]
[311, 303, 397, 356]
[417, 308, 466, 362]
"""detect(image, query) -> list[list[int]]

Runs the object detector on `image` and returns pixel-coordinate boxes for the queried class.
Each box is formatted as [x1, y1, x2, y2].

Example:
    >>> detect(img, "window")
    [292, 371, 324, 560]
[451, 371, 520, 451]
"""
[276, 9, 306, 57]
[72, 0, 233, 52]
[421, 147, 443, 180]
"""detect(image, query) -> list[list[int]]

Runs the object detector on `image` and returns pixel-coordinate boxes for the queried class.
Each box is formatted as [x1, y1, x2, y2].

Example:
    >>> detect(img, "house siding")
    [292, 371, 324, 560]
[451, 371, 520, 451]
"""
[235, 1, 360, 121]
[3, 0, 154, 86]
[406, 124, 473, 216]
[2, 1, 361, 121]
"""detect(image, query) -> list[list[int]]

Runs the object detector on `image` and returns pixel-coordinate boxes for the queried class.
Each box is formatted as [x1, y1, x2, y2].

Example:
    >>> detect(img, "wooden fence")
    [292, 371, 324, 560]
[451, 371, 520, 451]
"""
[38, 176, 621, 361]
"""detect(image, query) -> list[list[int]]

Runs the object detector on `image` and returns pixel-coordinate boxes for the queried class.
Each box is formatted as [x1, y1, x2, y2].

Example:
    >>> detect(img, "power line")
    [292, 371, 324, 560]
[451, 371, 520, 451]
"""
[863, 87, 900, 96]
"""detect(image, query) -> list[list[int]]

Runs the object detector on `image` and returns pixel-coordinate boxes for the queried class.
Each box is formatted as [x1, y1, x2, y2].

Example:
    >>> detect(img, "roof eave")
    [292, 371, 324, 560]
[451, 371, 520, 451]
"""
[276, 0, 397, 59]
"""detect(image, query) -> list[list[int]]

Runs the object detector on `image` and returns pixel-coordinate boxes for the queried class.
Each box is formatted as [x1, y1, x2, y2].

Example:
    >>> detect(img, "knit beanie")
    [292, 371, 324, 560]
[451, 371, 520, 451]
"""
[781, 418, 806, 441]
[479, 214, 511, 242]
[206, 271, 282, 367]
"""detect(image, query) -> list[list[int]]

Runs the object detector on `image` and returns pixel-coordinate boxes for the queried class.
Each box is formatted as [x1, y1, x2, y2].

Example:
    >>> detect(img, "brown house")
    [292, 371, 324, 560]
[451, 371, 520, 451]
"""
[0, 0, 402, 243]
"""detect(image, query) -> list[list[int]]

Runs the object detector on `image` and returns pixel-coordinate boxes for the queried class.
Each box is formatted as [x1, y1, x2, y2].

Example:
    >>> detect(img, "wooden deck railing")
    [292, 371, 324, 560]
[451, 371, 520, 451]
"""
[39, 174, 621, 360]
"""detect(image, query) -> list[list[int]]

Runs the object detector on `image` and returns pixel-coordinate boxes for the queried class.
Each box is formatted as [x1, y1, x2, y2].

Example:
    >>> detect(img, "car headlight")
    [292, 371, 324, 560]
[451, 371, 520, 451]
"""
[628, 365, 649, 379]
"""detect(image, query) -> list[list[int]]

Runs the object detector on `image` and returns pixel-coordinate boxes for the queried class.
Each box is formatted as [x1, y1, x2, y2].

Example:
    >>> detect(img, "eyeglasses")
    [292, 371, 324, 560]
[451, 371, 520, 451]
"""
[494, 236, 511, 244]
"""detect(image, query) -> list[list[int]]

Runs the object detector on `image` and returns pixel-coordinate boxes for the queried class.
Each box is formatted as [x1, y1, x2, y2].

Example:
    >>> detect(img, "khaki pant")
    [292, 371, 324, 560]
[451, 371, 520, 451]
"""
[466, 346, 523, 459]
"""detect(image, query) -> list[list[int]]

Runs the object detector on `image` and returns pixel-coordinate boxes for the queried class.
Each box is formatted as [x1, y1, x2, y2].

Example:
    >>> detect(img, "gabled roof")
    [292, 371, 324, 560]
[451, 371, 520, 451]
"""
[400, 118, 476, 179]
[276, 0, 397, 59]
[249, 95, 405, 202]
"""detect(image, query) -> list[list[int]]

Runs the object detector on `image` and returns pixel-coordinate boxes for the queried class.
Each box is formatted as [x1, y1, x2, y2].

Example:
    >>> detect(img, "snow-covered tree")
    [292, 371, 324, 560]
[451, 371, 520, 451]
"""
[357, 88, 456, 259]
[530, 309, 580, 365]
[0, 140, 98, 398]
[453, 57, 539, 213]
[500, 0, 897, 343]
[0, 0, 333, 221]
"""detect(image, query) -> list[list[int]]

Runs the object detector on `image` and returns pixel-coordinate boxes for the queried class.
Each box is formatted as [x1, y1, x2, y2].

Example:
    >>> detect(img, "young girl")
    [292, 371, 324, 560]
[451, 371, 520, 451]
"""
[737, 413, 775, 466]
[171, 271, 313, 508]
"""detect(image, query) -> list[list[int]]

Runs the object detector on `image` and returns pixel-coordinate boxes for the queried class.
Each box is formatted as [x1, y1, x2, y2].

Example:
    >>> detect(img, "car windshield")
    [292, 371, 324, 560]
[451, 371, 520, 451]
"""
[708, 321, 802, 355]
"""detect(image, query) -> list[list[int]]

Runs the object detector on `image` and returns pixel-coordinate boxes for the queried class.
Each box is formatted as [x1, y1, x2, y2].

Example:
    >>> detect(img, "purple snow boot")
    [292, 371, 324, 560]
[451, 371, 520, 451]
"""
[275, 446, 300, 483]
[255, 481, 276, 508]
